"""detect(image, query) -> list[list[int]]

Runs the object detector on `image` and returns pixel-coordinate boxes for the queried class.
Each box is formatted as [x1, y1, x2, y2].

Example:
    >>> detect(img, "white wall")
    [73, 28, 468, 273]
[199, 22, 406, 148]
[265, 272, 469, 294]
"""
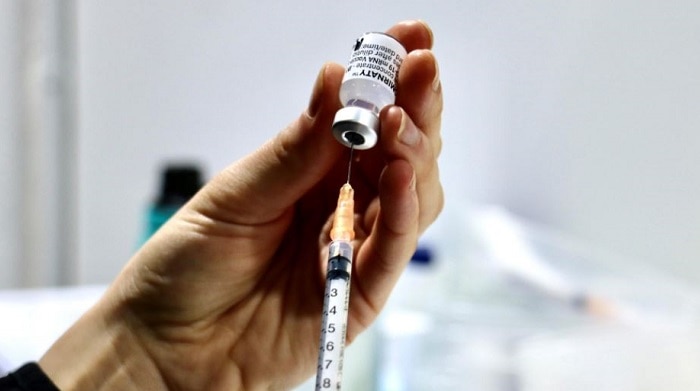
[0, 1, 22, 288]
[460, 1, 700, 277]
[1, 0, 698, 287]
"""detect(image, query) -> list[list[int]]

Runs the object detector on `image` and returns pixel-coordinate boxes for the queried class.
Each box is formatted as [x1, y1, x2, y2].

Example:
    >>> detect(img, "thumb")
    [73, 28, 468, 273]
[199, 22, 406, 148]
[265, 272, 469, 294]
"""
[193, 62, 346, 224]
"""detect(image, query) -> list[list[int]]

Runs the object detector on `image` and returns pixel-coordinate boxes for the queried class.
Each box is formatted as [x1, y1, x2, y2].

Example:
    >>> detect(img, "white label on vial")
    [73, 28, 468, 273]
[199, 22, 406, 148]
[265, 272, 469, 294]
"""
[343, 33, 406, 94]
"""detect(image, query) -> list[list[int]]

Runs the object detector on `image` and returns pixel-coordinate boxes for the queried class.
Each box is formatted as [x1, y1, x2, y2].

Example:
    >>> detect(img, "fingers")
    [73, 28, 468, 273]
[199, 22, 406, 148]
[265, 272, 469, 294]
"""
[387, 20, 441, 154]
[348, 21, 443, 331]
[191, 19, 440, 228]
[380, 106, 443, 233]
[350, 98, 443, 331]
[396, 49, 443, 156]
[387, 19, 441, 141]
[381, 22, 445, 232]
[386, 20, 434, 52]
[192, 63, 346, 225]
[390, 34, 444, 230]
[351, 159, 419, 329]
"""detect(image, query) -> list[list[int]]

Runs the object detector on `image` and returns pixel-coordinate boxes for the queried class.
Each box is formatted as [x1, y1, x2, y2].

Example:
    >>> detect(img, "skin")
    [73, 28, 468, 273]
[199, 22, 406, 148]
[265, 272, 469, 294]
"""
[39, 20, 443, 391]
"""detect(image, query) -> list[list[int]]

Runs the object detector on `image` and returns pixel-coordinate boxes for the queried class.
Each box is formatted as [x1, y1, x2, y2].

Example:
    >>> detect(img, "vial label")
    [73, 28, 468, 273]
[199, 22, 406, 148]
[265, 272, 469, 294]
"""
[332, 32, 407, 150]
[342, 33, 406, 95]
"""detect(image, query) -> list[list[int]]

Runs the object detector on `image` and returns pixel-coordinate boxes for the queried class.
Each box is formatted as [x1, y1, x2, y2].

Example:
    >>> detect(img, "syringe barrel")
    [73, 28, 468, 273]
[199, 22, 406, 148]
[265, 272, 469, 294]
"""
[327, 240, 353, 280]
[315, 239, 354, 391]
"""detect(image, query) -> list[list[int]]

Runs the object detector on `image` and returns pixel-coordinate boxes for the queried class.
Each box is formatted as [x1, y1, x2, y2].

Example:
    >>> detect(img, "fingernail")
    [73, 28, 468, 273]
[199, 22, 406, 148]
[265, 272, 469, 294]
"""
[417, 19, 434, 48]
[306, 64, 326, 118]
[432, 59, 441, 92]
[397, 108, 420, 146]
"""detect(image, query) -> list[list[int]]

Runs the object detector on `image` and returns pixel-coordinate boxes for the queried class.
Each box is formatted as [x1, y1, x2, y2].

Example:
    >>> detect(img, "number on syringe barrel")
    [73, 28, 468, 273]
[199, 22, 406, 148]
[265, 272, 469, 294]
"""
[317, 359, 334, 371]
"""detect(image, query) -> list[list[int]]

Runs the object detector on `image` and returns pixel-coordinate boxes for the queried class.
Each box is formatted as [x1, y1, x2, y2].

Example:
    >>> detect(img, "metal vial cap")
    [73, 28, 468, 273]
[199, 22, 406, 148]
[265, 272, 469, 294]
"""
[331, 106, 379, 150]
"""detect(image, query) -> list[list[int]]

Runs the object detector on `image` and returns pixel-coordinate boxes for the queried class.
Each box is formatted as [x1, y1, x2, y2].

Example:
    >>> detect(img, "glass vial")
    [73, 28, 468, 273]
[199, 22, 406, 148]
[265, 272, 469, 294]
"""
[332, 32, 407, 150]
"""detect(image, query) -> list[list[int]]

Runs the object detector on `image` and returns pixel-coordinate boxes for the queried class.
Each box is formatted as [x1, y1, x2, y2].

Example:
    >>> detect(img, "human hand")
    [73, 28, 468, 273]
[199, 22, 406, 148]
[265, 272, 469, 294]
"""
[40, 19, 443, 391]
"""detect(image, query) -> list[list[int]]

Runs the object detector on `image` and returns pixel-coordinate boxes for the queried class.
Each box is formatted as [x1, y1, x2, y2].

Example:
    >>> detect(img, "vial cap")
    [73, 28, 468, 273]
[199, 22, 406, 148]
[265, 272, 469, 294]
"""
[332, 106, 379, 150]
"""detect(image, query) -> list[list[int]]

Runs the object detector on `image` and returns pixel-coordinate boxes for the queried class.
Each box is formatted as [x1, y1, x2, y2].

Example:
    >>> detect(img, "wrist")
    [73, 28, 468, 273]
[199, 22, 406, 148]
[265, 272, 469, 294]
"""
[39, 298, 167, 390]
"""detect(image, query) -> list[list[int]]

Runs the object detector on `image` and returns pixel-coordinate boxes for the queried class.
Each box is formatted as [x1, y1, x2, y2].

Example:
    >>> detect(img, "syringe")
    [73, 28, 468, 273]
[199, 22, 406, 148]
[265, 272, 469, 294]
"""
[315, 180, 355, 390]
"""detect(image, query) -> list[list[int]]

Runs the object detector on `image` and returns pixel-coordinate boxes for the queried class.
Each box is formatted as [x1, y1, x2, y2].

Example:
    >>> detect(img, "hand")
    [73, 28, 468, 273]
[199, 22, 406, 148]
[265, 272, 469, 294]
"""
[40, 20, 443, 391]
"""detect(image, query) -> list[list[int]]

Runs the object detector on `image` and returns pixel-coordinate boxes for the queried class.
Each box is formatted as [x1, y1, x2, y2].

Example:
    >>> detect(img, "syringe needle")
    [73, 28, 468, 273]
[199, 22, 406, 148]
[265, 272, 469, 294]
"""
[346, 144, 354, 185]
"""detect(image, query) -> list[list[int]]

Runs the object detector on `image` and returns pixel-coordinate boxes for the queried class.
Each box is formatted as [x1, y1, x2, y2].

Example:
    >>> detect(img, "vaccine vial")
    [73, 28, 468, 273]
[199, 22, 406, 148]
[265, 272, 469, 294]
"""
[332, 32, 407, 150]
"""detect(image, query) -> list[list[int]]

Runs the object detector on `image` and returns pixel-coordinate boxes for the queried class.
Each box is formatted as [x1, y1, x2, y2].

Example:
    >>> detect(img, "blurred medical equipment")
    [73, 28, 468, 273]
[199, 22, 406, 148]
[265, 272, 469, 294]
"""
[374, 205, 700, 391]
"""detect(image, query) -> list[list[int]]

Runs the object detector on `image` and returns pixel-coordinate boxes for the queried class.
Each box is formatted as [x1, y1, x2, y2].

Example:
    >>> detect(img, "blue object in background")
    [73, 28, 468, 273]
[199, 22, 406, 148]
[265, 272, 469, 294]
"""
[410, 246, 434, 266]
[141, 164, 203, 244]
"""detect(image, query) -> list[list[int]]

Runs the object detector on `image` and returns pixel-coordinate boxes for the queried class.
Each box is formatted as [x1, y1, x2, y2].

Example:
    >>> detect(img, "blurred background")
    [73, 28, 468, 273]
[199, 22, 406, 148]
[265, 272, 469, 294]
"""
[1, 1, 700, 389]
